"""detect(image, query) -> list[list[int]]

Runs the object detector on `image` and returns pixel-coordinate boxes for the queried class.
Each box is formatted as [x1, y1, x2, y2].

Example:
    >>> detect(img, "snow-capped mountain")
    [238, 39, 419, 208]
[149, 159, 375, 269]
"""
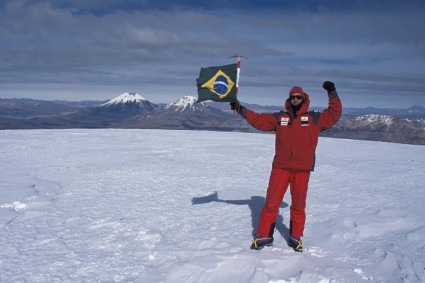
[10, 93, 159, 128]
[164, 96, 205, 112]
[101, 92, 146, 107]
[2, 95, 425, 144]
[100, 92, 157, 113]
[354, 114, 394, 128]
[118, 95, 254, 132]
[323, 114, 425, 144]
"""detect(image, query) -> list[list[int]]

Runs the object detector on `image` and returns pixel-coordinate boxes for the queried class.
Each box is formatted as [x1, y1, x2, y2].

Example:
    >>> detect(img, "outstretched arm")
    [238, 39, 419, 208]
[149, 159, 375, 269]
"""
[230, 101, 277, 131]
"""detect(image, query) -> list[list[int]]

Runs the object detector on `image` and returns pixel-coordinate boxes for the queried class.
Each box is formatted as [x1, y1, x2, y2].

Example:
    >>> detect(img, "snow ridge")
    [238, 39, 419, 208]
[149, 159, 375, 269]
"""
[101, 92, 146, 107]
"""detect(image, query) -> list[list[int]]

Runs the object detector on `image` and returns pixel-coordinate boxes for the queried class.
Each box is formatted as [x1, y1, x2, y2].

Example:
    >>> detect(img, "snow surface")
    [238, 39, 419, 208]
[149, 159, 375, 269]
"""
[0, 129, 424, 283]
[101, 92, 146, 107]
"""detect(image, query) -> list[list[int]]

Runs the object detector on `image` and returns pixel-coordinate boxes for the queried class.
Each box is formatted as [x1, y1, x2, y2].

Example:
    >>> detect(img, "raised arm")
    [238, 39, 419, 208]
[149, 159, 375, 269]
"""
[318, 81, 342, 131]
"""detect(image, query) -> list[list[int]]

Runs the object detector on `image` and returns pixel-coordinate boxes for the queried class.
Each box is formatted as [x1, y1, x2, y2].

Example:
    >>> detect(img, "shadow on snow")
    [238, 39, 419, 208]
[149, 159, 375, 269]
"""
[192, 191, 289, 240]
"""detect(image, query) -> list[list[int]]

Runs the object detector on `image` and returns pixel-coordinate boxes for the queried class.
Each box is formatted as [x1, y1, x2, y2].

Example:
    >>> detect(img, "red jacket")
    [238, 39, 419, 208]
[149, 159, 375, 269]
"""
[242, 92, 342, 171]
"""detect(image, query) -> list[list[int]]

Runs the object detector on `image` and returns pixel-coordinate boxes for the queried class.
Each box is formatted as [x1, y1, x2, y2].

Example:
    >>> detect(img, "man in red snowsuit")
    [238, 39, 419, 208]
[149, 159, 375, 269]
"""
[231, 81, 342, 252]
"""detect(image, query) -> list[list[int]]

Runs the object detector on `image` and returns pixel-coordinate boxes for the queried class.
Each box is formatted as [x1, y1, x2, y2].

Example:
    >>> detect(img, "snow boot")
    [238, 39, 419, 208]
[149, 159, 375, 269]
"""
[250, 234, 274, 250]
[288, 236, 303, 252]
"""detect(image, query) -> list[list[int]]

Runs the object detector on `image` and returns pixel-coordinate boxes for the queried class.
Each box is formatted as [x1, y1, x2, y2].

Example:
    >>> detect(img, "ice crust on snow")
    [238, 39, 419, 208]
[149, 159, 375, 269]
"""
[0, 201, 27, 211]
[0, 129, 424, 282]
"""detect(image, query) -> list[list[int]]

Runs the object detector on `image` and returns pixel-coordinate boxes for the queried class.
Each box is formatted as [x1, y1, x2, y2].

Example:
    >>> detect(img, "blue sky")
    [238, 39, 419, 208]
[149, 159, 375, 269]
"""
[1, 0, 424, 108]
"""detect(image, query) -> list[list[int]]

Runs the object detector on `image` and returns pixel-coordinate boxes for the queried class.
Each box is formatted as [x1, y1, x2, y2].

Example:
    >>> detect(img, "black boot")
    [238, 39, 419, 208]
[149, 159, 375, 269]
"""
[250, 234, 274, 250]
[288, 236, 303, 252]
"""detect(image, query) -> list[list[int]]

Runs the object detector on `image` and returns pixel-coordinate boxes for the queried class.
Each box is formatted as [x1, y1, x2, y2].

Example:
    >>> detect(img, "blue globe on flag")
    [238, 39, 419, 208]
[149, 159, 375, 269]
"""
[213, 75, 229, 95]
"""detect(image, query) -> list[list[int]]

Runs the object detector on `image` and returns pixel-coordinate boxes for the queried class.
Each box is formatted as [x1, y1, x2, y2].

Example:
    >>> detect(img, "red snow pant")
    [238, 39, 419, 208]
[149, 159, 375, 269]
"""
[257, 168, 310, 238]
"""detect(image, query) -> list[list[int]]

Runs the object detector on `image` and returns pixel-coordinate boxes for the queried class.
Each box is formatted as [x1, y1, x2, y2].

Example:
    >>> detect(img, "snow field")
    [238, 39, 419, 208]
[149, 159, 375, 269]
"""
[0, 129, 424, 282]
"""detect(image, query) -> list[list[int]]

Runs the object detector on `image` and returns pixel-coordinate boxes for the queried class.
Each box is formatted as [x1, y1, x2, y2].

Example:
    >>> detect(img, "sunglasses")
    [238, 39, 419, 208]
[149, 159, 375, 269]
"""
[290, 95, 303, 100]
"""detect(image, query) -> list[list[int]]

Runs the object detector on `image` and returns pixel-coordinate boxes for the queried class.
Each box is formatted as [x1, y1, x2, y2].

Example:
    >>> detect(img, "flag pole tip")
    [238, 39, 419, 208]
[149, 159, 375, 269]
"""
[228, 54, 248, 60]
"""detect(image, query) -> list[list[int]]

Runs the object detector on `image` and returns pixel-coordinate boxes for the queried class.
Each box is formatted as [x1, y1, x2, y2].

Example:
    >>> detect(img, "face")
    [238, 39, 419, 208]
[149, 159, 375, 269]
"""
[289, 93, 304, 106]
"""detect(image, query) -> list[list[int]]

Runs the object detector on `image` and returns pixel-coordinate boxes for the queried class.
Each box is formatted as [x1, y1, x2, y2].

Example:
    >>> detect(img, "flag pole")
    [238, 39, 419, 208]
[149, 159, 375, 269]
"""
[229, 54, 247, 114]
[236, 55, 241, 95]
[229, 54, 247, 97]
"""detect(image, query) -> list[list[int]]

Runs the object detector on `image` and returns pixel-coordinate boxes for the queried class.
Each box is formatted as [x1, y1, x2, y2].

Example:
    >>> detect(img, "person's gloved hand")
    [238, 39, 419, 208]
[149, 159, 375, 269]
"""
[230, 101, 240, 110]
[322, 81, 338, 98]
[322, 81, 336, 93]
[230, 101, 245, 114]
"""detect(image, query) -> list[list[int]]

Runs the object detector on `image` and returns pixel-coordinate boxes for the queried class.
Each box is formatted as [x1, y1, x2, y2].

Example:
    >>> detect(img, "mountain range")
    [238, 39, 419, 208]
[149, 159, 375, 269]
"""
[1, 93, 424, 145]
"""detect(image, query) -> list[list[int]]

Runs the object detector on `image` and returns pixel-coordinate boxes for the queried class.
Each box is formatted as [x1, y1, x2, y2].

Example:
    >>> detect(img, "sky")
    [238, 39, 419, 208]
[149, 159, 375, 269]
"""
[1, 0, 424, 108]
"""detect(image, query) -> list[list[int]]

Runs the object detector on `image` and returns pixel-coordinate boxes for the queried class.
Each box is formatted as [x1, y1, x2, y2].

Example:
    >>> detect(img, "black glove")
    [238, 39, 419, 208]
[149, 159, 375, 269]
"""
[322, 81, 336, 93]
[230, 101, 245, 114]
[230, 101, 239, 110]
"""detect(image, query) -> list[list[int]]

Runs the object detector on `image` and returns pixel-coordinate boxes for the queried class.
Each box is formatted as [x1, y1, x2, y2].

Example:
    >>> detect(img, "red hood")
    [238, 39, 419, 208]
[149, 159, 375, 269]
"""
[285, 92, 310, 115]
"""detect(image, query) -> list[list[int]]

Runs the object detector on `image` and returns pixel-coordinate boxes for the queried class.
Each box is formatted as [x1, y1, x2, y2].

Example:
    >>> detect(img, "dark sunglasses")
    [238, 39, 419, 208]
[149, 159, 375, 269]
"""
[290, 95, 303, 100]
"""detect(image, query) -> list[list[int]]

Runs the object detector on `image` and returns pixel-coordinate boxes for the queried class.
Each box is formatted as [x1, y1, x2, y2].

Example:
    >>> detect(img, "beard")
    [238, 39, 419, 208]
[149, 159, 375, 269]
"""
[291, 102, 303, 110]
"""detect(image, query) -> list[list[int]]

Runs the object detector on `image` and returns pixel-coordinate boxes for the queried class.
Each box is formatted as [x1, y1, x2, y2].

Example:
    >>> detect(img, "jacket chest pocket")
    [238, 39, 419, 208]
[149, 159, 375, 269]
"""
[279, 117, 290, 126]
[300, 116, 310, 126]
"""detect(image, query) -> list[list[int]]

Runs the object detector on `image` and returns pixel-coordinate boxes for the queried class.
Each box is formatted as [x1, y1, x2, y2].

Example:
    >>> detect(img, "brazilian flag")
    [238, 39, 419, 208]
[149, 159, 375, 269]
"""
[196, 63, 237, 103]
